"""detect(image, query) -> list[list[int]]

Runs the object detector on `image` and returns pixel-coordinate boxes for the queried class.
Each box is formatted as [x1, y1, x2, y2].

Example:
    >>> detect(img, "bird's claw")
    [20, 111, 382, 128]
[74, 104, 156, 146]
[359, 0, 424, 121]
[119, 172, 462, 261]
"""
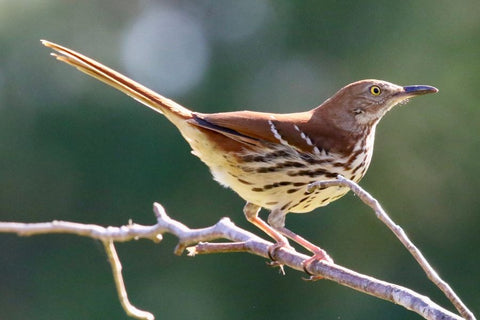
[266, 260, 286, 275]
[302, 249, 334, 281]
[267, 241, 293, 261]
[266, 242, 293, 275]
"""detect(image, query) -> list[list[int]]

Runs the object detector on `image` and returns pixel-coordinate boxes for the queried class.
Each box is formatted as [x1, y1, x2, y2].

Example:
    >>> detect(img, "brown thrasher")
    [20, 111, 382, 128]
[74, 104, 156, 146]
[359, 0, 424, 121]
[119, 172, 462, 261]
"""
[42, 40, 437, 269]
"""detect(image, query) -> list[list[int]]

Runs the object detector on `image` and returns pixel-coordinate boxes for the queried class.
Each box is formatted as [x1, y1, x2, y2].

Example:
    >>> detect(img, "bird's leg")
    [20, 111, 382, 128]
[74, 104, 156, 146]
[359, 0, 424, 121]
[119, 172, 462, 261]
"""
[243, 202, 291, 261]
[268, 209, 333, 279]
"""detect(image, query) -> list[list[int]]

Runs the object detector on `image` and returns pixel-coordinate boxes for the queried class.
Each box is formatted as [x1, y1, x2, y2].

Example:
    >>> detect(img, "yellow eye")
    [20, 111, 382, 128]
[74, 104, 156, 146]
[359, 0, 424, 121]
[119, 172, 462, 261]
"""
[370, 85, 381, 96]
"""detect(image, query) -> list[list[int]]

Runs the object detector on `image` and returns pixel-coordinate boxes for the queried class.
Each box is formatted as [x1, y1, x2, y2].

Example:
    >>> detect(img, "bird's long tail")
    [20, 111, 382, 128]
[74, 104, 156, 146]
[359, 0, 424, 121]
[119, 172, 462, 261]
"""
[41, 40, 193, 126]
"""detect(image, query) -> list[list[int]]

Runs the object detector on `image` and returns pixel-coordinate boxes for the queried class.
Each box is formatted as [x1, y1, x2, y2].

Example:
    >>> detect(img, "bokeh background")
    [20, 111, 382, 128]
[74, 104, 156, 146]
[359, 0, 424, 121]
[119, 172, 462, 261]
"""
[0, 1, 479, 319]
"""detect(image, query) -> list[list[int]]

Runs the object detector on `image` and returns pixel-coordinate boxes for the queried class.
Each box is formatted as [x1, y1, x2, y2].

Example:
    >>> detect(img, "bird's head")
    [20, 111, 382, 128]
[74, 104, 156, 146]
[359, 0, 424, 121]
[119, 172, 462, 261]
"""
[320, 79, 438, 130]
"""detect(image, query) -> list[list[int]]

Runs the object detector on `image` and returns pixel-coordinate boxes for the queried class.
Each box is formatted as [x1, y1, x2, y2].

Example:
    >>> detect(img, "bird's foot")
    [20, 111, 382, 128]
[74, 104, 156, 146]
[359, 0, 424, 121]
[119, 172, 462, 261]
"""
[302, 249, 334, 281]
[267, 241, 293, 260]
[266, 241, 294, 275]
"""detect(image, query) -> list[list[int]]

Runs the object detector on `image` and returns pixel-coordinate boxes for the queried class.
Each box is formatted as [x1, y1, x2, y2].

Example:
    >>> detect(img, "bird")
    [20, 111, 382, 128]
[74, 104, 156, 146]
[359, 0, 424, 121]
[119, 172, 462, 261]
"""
[42, 40, 438, 270]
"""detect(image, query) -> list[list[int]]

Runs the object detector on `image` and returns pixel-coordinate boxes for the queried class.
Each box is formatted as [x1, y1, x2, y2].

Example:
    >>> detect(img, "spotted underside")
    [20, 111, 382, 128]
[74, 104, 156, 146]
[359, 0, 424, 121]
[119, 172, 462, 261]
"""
[189, 114, 376, 214]
[212, 142, 369, 214]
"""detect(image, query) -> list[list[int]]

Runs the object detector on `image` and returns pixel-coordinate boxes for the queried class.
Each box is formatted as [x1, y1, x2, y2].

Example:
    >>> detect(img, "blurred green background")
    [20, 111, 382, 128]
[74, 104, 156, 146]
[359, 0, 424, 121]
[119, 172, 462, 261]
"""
[0, 1, 479, 319]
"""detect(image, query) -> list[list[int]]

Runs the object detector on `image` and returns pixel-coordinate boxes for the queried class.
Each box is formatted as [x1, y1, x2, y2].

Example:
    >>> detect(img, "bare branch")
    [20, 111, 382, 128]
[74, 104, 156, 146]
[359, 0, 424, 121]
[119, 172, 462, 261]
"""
[308, 175, 475, 320]
[0, 200, 470, 320]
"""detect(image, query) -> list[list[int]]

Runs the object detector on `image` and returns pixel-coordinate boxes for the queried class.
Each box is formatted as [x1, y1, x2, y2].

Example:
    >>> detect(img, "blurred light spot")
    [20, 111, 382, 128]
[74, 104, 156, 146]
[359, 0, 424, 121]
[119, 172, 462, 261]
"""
[121, 5, 209, 95]
[204, 0, 272, 42]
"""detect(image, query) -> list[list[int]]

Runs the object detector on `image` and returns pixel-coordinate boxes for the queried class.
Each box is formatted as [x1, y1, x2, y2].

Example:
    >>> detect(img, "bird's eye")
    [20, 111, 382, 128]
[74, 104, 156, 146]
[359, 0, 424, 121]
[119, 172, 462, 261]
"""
[369, 85, 381, 96]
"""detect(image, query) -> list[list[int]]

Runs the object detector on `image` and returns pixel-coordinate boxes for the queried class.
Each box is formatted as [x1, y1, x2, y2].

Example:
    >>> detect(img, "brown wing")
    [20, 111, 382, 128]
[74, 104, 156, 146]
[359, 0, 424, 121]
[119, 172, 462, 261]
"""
[190, 110, 320, 153]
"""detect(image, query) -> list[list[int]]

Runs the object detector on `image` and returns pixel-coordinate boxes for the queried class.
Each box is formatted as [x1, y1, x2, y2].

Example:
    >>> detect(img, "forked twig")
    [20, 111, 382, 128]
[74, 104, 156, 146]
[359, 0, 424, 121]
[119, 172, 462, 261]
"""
[308, 175, 475, 320]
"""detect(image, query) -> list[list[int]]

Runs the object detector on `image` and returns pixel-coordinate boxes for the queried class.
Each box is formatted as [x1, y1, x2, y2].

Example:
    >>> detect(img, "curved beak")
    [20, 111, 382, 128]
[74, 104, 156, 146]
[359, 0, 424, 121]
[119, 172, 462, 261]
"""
[402, 85, 438, 96]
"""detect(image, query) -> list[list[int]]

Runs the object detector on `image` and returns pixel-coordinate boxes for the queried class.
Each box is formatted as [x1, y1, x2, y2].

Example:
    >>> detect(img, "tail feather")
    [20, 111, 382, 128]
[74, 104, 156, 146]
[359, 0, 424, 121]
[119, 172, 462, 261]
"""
[41, 40, 192, 124]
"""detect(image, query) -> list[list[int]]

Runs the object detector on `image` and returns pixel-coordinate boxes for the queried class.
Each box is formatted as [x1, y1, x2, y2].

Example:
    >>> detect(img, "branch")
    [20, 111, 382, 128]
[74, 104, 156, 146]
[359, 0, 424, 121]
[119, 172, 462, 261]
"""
[308, 176, 475, 320]
[0, 201, 471, 320]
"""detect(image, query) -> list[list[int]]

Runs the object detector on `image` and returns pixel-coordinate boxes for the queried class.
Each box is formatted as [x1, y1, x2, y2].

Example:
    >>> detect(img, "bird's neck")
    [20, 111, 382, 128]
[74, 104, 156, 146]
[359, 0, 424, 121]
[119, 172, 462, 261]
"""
[308, 107, 376, 157]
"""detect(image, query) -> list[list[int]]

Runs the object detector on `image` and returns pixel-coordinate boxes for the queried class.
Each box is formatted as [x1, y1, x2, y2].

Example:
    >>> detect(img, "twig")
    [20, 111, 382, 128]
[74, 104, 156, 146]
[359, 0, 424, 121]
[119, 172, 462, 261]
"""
[103, 240, 154, 320]
[0, 201, 469, 320]
[0, 220, 164, 242]
[308, 175, 475, 320]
